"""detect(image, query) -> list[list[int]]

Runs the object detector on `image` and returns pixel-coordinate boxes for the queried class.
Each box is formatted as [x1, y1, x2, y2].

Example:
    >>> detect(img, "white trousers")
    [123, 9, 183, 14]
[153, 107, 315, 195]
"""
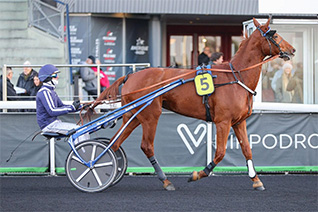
[42, 120, 90, 144]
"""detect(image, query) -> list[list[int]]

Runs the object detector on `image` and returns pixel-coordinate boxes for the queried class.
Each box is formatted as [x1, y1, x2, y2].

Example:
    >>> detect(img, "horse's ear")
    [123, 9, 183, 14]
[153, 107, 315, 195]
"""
[253, 18, 260, 27]
[264, 18, 271, 28]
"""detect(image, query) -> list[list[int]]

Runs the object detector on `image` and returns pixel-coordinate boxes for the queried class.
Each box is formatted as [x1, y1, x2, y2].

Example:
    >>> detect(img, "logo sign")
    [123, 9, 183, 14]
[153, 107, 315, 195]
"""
[177, 124, 206, 154]
[130, 37, 149, 55]
[103, 48, 116, 63]
[103, 30, 117, 46]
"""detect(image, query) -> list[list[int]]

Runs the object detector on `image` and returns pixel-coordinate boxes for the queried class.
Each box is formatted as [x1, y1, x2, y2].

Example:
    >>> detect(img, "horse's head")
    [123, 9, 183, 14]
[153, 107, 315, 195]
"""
[253, 18, 295, 61]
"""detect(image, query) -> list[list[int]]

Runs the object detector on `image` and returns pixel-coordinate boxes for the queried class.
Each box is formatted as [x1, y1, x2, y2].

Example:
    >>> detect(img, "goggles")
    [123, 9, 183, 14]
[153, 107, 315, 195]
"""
[51, 73, 58, 78]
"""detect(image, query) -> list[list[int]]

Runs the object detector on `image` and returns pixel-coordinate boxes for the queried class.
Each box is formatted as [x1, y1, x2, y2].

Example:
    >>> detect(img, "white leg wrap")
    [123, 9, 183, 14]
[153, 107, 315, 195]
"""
[246, 159, 257, 179]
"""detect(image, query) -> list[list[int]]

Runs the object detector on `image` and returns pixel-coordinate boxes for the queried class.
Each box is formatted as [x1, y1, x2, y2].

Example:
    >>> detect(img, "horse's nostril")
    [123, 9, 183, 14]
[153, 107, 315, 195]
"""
[292, 49, 296, 53]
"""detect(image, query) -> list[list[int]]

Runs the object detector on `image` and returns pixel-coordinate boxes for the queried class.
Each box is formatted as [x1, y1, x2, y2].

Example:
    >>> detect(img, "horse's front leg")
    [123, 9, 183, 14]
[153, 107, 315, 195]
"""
[188, 121, 231, 182]
[232, 120, 265, 191]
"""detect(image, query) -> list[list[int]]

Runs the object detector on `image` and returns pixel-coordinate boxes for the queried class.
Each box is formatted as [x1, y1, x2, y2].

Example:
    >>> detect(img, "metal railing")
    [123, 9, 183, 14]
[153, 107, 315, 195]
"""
[1, 63, 151, 111]
[28, 0, 65, 41]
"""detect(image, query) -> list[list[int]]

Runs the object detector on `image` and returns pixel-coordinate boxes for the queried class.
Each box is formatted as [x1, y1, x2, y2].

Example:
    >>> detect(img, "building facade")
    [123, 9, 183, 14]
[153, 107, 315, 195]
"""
[64, 0, 318, 108]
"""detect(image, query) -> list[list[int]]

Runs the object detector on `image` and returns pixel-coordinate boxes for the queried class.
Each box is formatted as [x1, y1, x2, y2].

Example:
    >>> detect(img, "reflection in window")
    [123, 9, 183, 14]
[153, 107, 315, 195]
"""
[198, 36, 221, 55]
[170, 36, 193, 68]
[231, 36, 243, 57]
[261, 30, 304, 104]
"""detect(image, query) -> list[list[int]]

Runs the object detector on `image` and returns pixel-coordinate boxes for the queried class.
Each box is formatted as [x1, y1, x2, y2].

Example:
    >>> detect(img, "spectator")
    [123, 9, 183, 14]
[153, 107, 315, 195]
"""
[198, 47, 211, 66]
[30, 75, 42, 98]
[80, 55, 98, 98]
[274, 63, 294, 103]
[16, 61, 38, 98]
[91, 59, 110, 91]
[210, 52, 224, 66]
[0, 67, 18, 112]
[36, 64, 89, 143]
[0, 67, 17, 101]
[286, 62, 303, 103]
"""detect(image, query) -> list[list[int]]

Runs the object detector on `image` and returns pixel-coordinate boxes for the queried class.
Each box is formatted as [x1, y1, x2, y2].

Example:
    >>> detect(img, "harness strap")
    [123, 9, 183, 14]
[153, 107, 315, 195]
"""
[203, 95, 212, 122]
[229, 63, 257, 96]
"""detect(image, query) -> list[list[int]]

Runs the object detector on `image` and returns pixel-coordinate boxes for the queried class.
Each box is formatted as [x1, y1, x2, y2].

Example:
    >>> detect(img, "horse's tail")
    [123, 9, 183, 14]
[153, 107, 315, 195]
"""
[99, 76, 126, 103]
[82, 76, 126, 122]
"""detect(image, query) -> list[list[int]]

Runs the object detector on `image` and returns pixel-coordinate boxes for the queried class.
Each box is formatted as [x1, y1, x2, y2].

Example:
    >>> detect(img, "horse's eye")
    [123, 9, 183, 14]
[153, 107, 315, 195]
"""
[273, 35, 278, 39]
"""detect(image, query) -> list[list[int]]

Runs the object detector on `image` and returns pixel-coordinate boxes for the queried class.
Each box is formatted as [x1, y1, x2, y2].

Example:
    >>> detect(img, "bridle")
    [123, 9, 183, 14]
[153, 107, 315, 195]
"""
[256, 25, 290, 59]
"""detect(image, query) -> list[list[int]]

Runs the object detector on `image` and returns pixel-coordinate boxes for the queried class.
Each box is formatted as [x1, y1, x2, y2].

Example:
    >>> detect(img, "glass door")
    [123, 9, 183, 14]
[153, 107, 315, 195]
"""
[169, 35, 193, 68]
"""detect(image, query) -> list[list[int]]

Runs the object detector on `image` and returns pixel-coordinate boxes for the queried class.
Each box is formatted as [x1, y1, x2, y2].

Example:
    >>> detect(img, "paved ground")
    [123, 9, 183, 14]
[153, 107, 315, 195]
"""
[0, 174, 317, 211]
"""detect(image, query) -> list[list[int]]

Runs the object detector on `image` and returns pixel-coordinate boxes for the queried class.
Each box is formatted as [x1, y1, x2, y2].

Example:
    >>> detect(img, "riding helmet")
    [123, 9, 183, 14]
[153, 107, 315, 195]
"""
[38, 64, 60, 82]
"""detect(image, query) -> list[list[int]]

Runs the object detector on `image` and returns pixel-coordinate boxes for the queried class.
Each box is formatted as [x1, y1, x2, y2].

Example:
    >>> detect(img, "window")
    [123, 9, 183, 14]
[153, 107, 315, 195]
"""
[231, 36, 243, 57]
[244, 19, 318, 107]
[170, 36, 193, 68]
[198, 36, 221, 55]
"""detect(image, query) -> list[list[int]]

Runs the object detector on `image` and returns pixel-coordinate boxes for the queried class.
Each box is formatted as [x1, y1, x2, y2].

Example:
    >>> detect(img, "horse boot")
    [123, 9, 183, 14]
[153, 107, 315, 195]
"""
[247, 159, 265, 191]
[188, 161, 216, 182]
[148, 156, 175, 191]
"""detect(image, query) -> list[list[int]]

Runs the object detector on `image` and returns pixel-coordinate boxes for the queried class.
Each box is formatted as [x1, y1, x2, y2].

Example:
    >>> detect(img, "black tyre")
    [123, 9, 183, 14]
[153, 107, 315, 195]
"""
[95, 138, 128, 186]
[65, 140, 117, 192]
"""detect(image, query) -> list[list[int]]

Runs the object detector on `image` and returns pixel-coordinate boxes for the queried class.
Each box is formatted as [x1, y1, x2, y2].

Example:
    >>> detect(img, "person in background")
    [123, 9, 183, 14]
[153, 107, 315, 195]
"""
[0, 67, 17, 101]
[198, 47, 211, 66]
[286, 62, 303, 103]
[274, 63, 294, 103]
[80, 55, 98, 98]
[16, 61, 38, 98]
[30, 75, 42, 98]
[91, 59, 110, 91]
[210, 52, 224, 66]
[36, 64, 89, 143]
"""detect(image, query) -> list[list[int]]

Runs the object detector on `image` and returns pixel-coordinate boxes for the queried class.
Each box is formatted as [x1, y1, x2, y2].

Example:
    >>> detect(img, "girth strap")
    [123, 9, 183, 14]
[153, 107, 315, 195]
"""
[203, 95, 212, 122]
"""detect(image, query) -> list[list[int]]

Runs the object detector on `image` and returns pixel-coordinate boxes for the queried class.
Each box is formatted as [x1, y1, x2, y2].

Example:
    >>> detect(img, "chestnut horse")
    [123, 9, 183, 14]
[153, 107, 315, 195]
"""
[86, 18, 295, 191]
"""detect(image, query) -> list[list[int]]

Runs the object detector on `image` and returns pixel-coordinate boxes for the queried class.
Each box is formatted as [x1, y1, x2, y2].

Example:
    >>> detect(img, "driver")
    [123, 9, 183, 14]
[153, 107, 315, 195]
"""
[36, 64, 89, 143]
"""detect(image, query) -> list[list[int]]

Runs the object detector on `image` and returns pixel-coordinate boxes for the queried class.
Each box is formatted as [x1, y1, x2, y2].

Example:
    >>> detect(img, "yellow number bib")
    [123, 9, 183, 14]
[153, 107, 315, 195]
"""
[194, 73, 215, 96]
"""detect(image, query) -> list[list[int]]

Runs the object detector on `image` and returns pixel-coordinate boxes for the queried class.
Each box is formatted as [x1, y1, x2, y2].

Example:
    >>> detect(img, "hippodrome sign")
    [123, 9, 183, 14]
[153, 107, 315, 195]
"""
[177, 123, 318, 154]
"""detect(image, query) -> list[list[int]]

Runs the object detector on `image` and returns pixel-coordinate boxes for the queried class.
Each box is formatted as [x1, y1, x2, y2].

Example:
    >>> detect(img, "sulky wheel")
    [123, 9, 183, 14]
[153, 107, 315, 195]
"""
[95, 138, 128, 186]
[65, 140, 117, 192]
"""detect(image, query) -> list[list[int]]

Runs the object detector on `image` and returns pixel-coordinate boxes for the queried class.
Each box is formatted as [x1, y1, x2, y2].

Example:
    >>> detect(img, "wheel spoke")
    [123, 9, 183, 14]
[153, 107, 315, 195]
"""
[92, 168, 102, 186]
[76, 168, 90, 182]
[91, 144, 97, 161]
[71, 155, 84, 165]
[94, 162, 113, 168]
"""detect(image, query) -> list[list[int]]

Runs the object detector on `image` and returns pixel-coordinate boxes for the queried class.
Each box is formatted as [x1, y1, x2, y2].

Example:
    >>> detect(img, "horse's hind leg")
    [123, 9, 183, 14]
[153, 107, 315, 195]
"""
[138, 110, 175, 191]
[110, 114, 140, 152]
[232, 120, 265, 191]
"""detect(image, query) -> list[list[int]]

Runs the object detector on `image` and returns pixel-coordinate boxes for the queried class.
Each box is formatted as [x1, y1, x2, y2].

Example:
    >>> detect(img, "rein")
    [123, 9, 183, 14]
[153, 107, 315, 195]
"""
[82, 54, 279, 113]
[122, 55, 279, 97]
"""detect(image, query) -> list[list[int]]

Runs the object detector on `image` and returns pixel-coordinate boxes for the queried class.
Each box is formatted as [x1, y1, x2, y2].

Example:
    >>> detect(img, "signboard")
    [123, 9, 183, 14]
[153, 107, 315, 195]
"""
[1, 112, 317, 173]
[90, 17, 123, 82]
[69, 16, 90, 65]
[126, 19, 149, 63]
[259, 0, 318, 14]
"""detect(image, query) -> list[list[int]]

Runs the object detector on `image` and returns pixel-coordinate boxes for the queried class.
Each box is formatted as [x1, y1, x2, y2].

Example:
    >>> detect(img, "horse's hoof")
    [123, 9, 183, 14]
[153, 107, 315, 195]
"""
[188, 170, 207, 182]
[253, 180, 265, 191]
[254, 186, 265, 191]
[188, 171, 199, 182]
[163, 181, 175, 191]
[164, 183, 175, 191]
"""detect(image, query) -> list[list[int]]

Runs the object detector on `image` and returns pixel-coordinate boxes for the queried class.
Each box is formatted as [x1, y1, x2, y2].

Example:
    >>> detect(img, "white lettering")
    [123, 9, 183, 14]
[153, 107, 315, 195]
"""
[262, 134, 277, 149]
[228, 135, 240, 150]
[308, 134, 318, 149]
[280, 134, 293, 149]
[249, 134, 261, 149]
[295, 134, 306, 149]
